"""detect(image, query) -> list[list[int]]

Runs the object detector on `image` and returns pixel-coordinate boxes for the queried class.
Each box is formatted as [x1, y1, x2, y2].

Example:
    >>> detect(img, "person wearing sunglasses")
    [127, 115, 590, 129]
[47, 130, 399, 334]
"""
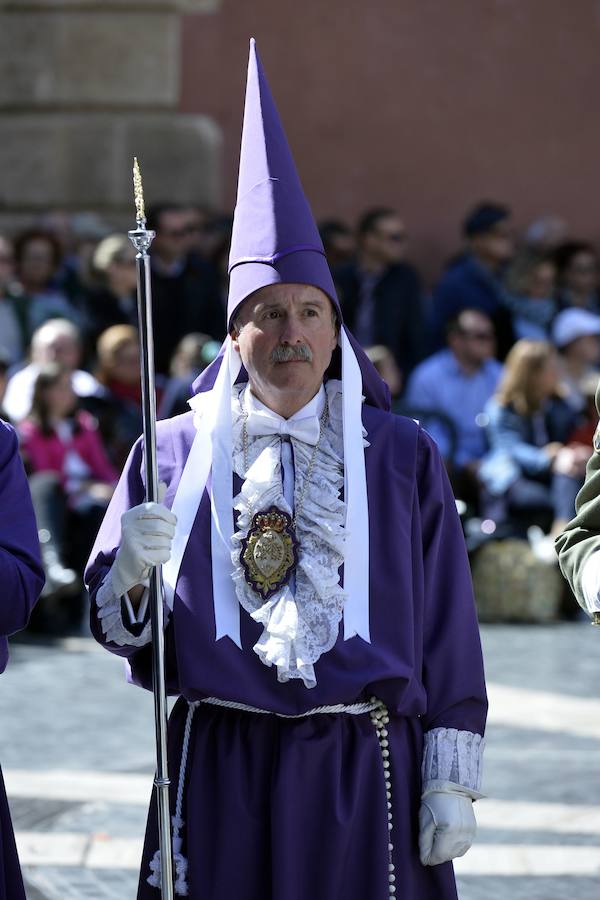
[334, 207, 426, 380]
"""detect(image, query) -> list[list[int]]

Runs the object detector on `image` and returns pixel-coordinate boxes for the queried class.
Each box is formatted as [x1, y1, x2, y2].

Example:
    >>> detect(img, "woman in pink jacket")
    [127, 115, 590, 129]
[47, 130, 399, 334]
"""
[19, 363, 117, 632]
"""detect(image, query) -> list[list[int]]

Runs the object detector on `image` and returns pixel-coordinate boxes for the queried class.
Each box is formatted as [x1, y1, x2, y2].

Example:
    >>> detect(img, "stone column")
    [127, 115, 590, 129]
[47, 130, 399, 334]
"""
[0, 0, 221, 231]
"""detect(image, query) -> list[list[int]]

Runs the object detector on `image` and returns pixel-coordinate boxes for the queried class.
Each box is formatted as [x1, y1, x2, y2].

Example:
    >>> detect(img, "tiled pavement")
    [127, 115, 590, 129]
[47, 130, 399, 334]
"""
[0, 624, 599, 899]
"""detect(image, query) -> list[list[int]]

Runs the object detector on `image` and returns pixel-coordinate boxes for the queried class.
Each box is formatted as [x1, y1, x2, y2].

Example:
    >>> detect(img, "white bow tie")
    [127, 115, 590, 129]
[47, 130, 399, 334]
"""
[245, 407, 321, 445]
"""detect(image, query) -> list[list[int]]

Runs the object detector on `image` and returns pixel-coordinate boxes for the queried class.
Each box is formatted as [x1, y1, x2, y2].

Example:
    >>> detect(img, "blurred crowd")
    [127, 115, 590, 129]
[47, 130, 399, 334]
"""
[1, 200, 597, 630]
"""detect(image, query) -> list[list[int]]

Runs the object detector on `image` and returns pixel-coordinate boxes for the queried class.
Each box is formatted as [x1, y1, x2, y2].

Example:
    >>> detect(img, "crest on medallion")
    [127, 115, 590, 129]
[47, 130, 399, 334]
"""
[239, 506, 299, 600]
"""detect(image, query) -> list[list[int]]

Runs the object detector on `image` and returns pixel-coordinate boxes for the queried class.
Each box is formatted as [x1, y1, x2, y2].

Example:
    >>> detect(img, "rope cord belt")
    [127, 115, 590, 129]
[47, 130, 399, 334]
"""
[148, 696, 397, 898]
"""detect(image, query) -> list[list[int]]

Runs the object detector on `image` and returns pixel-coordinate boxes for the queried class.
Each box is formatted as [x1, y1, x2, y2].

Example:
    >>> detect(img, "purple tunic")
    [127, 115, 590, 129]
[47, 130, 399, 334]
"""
[86, 406, 487, 899]
[0, 421, 45, 900]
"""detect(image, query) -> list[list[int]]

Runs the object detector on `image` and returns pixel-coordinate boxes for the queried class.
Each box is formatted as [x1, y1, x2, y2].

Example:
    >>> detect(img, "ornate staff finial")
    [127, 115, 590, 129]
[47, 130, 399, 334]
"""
[133, 156, 146, 225]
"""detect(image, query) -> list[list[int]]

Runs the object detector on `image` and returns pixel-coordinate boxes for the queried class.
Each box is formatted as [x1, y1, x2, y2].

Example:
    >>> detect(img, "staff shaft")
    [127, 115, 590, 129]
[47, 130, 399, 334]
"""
[134, 243, 174, 899]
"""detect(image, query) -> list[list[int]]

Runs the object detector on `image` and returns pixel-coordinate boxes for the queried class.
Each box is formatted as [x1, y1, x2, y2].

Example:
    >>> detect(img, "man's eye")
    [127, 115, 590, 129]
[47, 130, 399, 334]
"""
[304, 309, 318, 317]
[265, 310, 280, 319]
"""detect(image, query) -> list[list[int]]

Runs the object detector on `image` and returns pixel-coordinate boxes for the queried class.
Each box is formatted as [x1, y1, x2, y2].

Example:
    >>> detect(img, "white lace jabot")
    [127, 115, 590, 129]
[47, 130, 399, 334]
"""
[231, 379, 349, 688]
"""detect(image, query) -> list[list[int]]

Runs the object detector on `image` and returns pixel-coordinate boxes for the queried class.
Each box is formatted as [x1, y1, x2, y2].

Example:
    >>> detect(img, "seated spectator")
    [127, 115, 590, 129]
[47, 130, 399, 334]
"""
[147, 203, 225, 374]
[0, 234, 27, 366]
[552, 309, 600, 416]
[404, 309, 502, 503]
[93, 324, 162, 469]
[19, 363, 117, 632]
[503, 251, 557, 341]
[365, 345, 403, 402]
[431, 201, 515, 358]
[3, 319, 102, 423]
[159, 332, 221, 419]
[480, 340, 588, 548]
[334, 207, 425, 378]
[319, 219, 356, 269]
[81, 234, 138, 353]
[13, 229, 81, 338]
[554, 241, 600, 313]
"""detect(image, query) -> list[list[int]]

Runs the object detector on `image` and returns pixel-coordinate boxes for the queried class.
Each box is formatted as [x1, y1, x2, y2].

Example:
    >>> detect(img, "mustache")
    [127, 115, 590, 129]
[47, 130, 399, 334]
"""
[270, 343, 313, 363]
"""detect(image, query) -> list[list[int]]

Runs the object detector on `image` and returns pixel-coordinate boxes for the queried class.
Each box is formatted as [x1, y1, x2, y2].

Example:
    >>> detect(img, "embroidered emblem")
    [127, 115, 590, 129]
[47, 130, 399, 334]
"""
[239, 506, 299, 600]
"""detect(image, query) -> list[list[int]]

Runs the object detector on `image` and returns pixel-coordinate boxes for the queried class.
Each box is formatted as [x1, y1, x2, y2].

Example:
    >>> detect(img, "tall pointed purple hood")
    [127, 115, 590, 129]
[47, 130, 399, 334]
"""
[227, 38, 339, 326]
[193, 39, 388, 412]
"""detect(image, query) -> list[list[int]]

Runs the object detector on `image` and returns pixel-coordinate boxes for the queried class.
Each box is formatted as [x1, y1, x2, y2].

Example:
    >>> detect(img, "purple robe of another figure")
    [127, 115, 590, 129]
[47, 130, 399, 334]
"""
[86, 402, 487, 900]
[0, 421, 45, 900]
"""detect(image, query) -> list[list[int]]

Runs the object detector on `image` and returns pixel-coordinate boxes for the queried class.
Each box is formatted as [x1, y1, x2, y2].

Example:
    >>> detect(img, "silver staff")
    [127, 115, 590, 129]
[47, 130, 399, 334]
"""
[128, 158, 174, 899]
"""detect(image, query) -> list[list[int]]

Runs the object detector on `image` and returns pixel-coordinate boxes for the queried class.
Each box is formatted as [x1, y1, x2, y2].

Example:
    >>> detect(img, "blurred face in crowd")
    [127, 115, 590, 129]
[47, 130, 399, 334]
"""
[564, 334, 600, 366]
[564, 250, 598, 297]
[362, 214, 408, 267]
[109, 339, 141, 386]
[527, 261, 556, 299]
[0, 237, 14, 294]
[183, 207, 213, 256]
[153, 209, 191, 264]
[471, 219, 515, 268]
[536, 353, 559, 400]
[18, 236, 58, 291]
[107, 246, 137, 297]
[448, 310, 496, 370]
[232, 283, 338, 418]
[45, 371, 77, 420]
[33, 327, 81, 371]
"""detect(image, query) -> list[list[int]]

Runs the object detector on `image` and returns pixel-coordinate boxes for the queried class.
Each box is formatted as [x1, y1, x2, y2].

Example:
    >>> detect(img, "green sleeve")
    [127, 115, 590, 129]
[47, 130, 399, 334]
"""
[556, 381, 600, 610]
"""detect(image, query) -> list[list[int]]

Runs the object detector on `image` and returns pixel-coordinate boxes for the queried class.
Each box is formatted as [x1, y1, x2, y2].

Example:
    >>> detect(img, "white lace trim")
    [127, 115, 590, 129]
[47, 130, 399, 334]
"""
[422, 727, 485, 793]
[95, 572, 152, 648]
[230, 380, 365, 689]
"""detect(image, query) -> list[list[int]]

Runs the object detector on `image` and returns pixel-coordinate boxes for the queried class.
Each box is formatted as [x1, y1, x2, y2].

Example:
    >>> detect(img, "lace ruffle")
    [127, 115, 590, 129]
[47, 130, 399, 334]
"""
[230, 381, 352, 688]
[421, 727, 485, 793]
[95, 573, 152, 648]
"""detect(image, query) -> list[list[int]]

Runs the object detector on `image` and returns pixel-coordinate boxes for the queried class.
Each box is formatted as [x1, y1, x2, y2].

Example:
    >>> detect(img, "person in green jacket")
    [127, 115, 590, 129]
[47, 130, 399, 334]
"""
[556, 379, 600, 623]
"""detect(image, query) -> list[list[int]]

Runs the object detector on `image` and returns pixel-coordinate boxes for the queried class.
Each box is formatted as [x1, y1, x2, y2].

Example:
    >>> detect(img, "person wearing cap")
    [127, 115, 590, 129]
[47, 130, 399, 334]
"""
[0, 420, 45, 899]
[86, 41, 486, 900]
[552, 308, 600, 415]
[432, 201, 515, 358]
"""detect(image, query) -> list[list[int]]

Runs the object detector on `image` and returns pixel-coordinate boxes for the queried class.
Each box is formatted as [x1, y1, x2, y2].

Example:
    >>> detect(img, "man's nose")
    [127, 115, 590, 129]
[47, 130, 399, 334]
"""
[279, 315, 304, 343]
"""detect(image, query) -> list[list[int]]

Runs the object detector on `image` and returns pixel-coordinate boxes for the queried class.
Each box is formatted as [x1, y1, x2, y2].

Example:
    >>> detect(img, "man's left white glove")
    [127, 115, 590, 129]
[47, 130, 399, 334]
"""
[419, 783, 478, 866]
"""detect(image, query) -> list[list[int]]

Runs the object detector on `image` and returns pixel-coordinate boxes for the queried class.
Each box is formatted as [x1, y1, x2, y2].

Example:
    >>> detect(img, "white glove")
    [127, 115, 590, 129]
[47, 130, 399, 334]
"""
[110, 483, 177, 599]
[419, 785, 477, 866]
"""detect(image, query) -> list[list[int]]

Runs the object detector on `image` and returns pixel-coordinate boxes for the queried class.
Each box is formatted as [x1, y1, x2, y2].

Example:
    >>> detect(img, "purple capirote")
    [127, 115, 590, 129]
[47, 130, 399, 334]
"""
[193, 38, 390, 412]
[0, 421, 45, 900]
[86, 411, 487, 900]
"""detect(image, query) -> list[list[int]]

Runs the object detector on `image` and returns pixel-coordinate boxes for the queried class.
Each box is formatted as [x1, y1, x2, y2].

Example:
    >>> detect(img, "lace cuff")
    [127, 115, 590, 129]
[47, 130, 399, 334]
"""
[94, 570, 152, 647]
[422, 727, 485, 794]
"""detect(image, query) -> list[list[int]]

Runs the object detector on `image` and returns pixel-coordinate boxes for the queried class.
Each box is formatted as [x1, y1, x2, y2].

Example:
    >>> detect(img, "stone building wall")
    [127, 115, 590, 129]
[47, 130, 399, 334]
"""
[0, 0, 221, 233]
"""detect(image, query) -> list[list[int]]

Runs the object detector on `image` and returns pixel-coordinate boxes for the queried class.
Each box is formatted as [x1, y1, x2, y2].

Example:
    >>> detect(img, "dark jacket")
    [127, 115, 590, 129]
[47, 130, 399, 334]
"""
[431, 254, 514, 359]
[150, 255, 225, 376]
[333, 261, 425, 376]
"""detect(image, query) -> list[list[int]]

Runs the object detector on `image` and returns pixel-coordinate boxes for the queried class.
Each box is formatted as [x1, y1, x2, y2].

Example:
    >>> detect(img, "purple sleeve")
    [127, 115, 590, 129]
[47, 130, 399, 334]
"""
[0, 421, 44, 639]
[417, 427, 487, 736]
[84, 436, 148, 659]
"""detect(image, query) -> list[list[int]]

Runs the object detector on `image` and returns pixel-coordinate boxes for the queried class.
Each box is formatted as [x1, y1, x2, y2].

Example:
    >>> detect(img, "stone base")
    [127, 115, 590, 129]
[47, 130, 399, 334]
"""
[0, 111, 222, 226]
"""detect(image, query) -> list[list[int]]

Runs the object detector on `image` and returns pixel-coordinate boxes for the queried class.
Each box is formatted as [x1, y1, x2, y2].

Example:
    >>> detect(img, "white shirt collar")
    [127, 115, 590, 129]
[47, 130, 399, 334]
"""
[244, 382, 326, 423]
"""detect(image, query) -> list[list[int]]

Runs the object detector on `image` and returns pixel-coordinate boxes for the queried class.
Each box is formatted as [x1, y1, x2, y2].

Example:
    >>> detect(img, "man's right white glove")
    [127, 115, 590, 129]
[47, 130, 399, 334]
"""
[110, 485, 177, 599]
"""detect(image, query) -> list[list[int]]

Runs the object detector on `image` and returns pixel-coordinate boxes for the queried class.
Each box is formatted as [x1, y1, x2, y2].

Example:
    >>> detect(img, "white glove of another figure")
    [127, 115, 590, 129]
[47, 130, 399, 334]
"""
[110, 483, 177, 599]
[419, 783, 478, 866]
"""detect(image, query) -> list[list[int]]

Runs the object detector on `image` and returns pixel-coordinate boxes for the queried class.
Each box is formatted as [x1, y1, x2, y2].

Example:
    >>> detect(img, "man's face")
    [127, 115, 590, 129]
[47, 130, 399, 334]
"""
[565, 251, 598, 296]
[153, 210, 190, 263]
[364, 215, 407, 266]
[38, 334, 80, 370]
[449, 310, 496, 367]
[231, 283, 338, 416]
[472, 220, 515, 266]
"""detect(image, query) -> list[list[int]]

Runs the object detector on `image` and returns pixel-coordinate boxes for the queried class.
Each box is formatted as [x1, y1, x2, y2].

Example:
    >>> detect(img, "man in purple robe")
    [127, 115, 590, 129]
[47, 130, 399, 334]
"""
[0, 421, 45, 899]
[86, 40, 487, 900]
